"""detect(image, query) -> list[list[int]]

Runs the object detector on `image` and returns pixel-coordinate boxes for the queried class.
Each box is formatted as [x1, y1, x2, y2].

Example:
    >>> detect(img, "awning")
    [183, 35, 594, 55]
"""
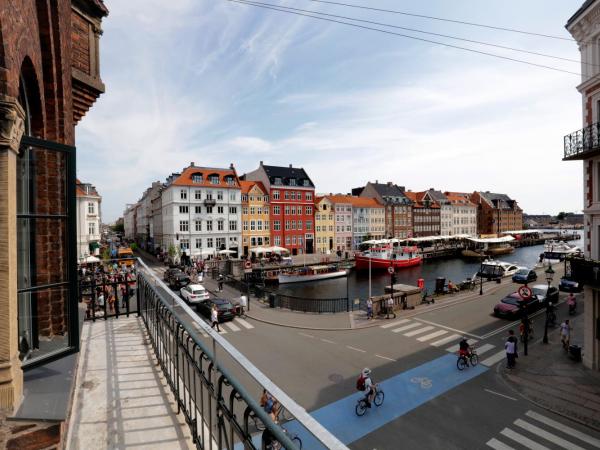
[467, 236, 515, 243]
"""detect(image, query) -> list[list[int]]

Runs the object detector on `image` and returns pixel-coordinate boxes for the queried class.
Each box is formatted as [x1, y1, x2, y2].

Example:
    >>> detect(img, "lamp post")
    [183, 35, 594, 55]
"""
[542, 263, 555, 344]
[479, 261, 484, 296]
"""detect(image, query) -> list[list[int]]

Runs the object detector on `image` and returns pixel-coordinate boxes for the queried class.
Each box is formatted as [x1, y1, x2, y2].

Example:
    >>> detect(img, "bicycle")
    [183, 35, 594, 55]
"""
[355, 385, 385, 416]
[456, 348, 479, 370]
[254, 402, 294, 431]
[269, 425, 302, 450]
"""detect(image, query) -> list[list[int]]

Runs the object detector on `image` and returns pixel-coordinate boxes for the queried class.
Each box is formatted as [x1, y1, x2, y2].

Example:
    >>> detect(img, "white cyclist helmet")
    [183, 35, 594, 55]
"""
[362, 367, 371, 377]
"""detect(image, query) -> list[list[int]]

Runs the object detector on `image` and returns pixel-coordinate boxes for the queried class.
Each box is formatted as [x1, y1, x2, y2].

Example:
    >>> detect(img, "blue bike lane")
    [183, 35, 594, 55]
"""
[239, 353, 487, 449]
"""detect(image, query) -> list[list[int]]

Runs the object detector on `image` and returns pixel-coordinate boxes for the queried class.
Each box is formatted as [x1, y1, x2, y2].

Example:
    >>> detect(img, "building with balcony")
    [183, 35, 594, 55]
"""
[161, 163, 242, 259]
[348, 197, 385, 248]
[563, 0, 600, 370]
[240, 180, 270, 257]
[444, 192, 478, 236]
[244, 162, 316, 255]
[76, 179, 101, 260]
[322, 195, 354, 253]
[353, 181, 413, 239]
[404, 191, 441, 237]
[470, 191, 523, 235]
[315, 196, 335, 254]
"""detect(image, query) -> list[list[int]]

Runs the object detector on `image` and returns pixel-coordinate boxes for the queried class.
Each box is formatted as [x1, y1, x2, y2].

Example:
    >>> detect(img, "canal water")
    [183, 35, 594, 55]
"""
[276, 233, 583, 300]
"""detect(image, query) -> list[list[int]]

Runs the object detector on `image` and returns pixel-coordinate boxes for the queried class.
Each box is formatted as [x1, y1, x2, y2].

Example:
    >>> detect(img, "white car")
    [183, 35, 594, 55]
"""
[180, 284, 210, 304]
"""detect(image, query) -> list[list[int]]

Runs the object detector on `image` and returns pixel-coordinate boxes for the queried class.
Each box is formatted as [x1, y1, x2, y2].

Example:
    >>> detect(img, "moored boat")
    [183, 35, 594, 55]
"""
[355, 245, 422, 270]
[278, 265, 348, 284]
[461, 236, 515, 259]
[543, 240, 581, 263]
[474, 259, 520, 280]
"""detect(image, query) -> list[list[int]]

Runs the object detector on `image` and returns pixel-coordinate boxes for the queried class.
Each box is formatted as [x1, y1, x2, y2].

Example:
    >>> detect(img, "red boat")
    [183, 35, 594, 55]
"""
[355, 245, 422, 270]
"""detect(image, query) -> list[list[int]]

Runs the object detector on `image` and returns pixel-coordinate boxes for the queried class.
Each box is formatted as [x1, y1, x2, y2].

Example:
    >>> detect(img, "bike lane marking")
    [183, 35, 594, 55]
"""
[243, 353, 488, 450]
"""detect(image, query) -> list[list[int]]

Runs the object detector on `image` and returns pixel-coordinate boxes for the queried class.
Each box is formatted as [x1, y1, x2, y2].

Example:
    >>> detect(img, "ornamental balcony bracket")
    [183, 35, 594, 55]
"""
[564, 122, 600, 160]
[565, 255, 600, 287]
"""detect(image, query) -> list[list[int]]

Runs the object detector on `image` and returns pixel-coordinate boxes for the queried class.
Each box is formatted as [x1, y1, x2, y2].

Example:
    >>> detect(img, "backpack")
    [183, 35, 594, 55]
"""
[264, 397, 274, 413]
[356, 375, 366, 391]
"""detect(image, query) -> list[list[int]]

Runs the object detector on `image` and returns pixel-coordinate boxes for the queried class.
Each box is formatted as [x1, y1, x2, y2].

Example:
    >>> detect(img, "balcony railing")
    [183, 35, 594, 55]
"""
[204, 198, 217, 207]
[564, 122, 600, 160]
[565, 255, 600, 287]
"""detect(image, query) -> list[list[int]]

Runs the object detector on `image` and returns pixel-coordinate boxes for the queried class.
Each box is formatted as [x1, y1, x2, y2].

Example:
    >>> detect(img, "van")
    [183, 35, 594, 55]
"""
[117, 247, 135, 267]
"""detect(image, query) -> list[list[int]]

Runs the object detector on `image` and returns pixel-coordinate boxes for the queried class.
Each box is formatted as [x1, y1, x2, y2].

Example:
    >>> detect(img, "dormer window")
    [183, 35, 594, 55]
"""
[191, 173, 203, 183]
[303, 179, 309, 187]
[209, 174, 219, 184]
[289, 178, 296, 186]
[274, 177, 282, 185]
[225, 176, 235, 186]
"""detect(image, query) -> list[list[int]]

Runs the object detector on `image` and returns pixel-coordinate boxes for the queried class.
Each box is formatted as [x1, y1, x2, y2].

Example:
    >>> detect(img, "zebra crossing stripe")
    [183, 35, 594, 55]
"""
[446, 339, 477, 353]
[480, 350, 507, 367]
[429, 334, 461, 347]
[391, 323, 421, 333]
[403, 326, 435, 337]
[474, 343, 495, 355]
[236, 318, 254, 329]
[223, 322, 240, 332]
[525, 411, 600, 448]
[500, 427, 550, 450]
[417, 330, 448, 342]
[487, 438, 516, 450]
[514, 419, 585, 450]
[381, 319, 410, 329]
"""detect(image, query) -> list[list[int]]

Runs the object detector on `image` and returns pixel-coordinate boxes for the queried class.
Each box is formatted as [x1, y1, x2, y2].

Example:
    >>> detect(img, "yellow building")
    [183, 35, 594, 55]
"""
[240, 181, 270, 257]
[315, 196, 335, 254]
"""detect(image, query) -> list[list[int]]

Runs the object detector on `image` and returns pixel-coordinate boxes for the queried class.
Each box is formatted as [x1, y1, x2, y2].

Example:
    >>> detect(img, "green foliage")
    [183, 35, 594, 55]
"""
[129, 242, 138, 251]
[111, 222, 125, 233]
[556, 212, 567, 220]
[168, 244, 179, 258]
[101, 247, 111, 260]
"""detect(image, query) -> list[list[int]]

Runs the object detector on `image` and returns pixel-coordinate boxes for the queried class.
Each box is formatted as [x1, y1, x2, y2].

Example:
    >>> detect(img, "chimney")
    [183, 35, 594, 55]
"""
[387, 182, 392, 186]
[375, 179, 378, 184]
[289, 164, 293, 168]
[230, 163, 234, 169]
[190, 162, 195, 167]
[260, 160, 263, 166]
[398, 186, 405, 192]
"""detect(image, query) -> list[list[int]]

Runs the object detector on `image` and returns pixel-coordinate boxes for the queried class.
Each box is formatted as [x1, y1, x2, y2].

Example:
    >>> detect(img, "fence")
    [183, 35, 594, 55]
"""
[271, 293, 352, 313]
[136, 259, 347, 450]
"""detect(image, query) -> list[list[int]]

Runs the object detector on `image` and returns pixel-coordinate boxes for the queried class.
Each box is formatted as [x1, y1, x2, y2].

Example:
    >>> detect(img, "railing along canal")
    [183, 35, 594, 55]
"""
[135, 258, 347, 450]
[271, 293, 353, 313]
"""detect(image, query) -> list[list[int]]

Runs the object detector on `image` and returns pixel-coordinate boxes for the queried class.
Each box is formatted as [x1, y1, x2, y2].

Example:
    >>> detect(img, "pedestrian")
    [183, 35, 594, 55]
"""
[386, 296, 396, 319]
[560, 319, 572, 350]
[239, 294, 247, 316]
[210, 304, 221, 332]
[366, 298, 373, 320]
[218, 274, 224, 292]
[505, 329, 518, 369]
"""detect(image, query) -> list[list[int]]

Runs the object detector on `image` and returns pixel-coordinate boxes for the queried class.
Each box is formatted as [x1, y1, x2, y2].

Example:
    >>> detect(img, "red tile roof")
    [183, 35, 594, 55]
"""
[404, 191, 439, 209]
[325, 195, 383, 208]
[171, 166, 240, 188]
[444, 192, 476, 206]
[239, 180, 266, 195]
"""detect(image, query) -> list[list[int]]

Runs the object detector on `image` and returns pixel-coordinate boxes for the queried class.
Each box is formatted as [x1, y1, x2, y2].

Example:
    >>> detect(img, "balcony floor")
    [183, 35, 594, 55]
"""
[66, 316, 194, 450]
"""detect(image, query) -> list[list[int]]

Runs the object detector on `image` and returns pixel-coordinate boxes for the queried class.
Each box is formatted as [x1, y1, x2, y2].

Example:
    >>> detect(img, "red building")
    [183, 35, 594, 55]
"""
[244, 162, 316, 254]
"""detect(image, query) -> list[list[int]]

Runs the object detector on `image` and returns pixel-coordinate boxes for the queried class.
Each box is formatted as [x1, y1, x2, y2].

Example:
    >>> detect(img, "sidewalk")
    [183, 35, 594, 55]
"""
[500, 314, 600, 432]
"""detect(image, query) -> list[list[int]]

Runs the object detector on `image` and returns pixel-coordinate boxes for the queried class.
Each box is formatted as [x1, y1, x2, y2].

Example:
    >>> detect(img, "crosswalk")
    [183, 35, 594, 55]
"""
[381, 318, 507, 367]
[192, 317, 255, 337]
[486, 410, 600, 449]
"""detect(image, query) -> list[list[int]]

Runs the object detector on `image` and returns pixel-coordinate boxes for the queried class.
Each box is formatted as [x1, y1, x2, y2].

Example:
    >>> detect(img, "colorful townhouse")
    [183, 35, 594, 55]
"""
[444, 192, 478, 236]
[404, 191, 441, 237]
[315, 196, 335, 254]
[470, 191, 523, 235]
[240, 180, 271, 257]
[349, 196, 385, 248]
[244, 162, 316, 254]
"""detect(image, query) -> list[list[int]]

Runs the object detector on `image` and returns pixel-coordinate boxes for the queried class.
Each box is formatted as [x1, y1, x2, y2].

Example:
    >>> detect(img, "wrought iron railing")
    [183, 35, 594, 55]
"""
[565, 255, 600, 287]
[271, 293, 352, 313]
[136, 259, 347, 450]
[564, 122, 600, 159]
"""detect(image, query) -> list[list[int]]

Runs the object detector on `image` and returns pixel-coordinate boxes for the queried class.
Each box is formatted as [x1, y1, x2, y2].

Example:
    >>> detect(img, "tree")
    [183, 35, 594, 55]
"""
[111, 222, 124, 233]
[557, 212, 567, 220]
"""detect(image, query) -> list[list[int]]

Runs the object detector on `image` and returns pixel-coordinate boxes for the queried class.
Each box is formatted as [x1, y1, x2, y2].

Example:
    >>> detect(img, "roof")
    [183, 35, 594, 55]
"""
[426, 189, 448, 203]
[262, 164, 314, 188]
[324, 194, 383, 208]
[239, 180, 266, 195]
[566, 0, 596, 28]
[404, 191, 439, 209]
[76, 179, 100, 197]
[365, 182, 412, 204]
[171, 165, 240, 188]
[477, 192, 518, 210]
[444, 192, 476, 206]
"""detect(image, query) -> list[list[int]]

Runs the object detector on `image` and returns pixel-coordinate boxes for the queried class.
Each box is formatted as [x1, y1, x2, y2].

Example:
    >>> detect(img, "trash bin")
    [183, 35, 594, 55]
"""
[569, 344, 582, 362]
[435, 277, 446, 294]
[268, 293, 276, 308]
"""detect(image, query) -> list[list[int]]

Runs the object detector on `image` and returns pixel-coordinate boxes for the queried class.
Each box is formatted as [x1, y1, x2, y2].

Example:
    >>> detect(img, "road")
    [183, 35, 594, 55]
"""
[144, 259, 600, 449]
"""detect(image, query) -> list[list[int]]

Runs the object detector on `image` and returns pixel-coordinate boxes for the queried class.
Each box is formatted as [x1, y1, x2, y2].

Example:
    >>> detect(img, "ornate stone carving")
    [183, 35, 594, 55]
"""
[0, 95, 25, 154]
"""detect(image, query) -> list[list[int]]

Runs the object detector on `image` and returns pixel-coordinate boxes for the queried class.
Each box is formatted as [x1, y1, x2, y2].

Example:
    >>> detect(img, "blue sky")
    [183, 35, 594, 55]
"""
[76, 0, 585, 221]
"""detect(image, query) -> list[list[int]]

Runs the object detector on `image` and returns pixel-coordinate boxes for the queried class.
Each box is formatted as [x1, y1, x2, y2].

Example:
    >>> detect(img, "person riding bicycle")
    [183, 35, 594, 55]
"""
[260, 389, 280, 422]
[360, 368, 375, 408]
[458, 337, 472, 366]
[567, 293, 577, 312]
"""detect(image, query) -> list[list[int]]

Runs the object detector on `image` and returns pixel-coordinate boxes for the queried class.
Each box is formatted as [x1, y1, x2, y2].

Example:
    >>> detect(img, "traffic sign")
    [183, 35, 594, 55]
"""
[518, 285, 533, 300]
[388, 266, 395, 274]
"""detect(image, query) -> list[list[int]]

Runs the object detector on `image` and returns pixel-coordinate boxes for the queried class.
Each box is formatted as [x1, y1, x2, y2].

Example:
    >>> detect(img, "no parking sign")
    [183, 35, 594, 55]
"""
[518, 285, 533, 300]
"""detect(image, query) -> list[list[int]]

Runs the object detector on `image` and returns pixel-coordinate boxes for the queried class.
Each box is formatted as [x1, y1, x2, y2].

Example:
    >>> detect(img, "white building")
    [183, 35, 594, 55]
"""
[123, 203, 137, 240]
[348, 197, 385, 248]
[564, 1, 600, 371]
[76, 179, 101, 260]
[444, 192, 478, 236]
[424, 189, 453, 236]
[161, 163, 242, 258]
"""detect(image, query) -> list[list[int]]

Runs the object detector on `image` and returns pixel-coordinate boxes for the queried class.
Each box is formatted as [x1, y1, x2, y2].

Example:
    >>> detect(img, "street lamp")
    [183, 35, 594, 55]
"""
[479, 261, 484, 296]
[542, 263, 555, 344]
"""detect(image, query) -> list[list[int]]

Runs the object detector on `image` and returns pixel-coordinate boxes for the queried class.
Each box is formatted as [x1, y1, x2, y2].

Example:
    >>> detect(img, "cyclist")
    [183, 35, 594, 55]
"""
[260, 389, 280, 422]
[360, 368, 375, 408]
[458, 337, 472, 366]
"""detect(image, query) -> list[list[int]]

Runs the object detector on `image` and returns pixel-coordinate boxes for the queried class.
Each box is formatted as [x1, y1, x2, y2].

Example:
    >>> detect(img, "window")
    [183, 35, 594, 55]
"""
[264, 196, 269, 202]
[226, 177, 235, 186]
[265, 220, 269, 229]
[250, 221, 256, 231]
[264, 206, 269, 214]
[250, 206, 256, 215]
[179, 205, 189, 214]
[229, 220, 237, 231]
[206, 192, 213, 200]
[316, 225, 321, 232]
[273, 191, 280, 200]
[180, 239, 190, 250]
[284, 191, 290, 200]
[298, 237, 303, 246]
[291, 206, 296, 215]
[298, 220, 303, 230]
[218, 220, 224, 231]
[195, 206, 202, 214]
[292, 236, 297, 245]
[180, 220, 189, 232]
[230, 191, 236, 201]
[243, 221, 248, 231]
[180, 189, 187, 200]
[289, 178, 296, 186]
[195, 238, 202, 249]
[291, 220, 296, 230]
[206, 220, 213, 231]
[206, 206, 213, 214]
[306, 220, 312, 231]
[242, 194, 248, 202]
[242, 207, 248, 215]
[291, 191, 296, 200]
[274, 236, 281, 246]
[218, 206, 224, 214]
[303, 180, 310, 187]
[88, 222, 95, 235]
[195, 220, 202, 232]
[87, 202, 95, 214]
[207, 238, 214, 248]
[216, 237, 226, 249]
[274, 205, 280, 215]
[195, 190, 202, 200]
[285, 220, 290, 230]
[274, 177, 282, 185]
[217, 191, 223, 200]
[210, 175, 219, 184]
[251, 237, 256, 247]
[192, 174, 203, 183]
[306, 206, 312, 215]
[229, 206, 237, 214]
[285, 236, 291, 245]
[274, 221, 281, 231]
[257, 207, 262, 215]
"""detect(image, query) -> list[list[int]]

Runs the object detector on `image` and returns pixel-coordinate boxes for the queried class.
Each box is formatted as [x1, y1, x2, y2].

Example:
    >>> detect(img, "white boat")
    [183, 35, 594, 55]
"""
[278, 265, 348, 284]
[543, 240, 581, 263]
[474, 259, 520, 280]
[462, 236, 515, 259]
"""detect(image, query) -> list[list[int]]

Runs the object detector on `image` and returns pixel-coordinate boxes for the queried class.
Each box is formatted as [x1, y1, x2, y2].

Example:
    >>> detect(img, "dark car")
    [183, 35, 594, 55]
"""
[169, 272, 190, 290]
[512, 267, 537, 284]
[559, 277, 582, 293]
[164, 267, 182, 282]
[197, 298, 236, 323]
[493, 293, 541, 319]
[531, 284, 559, 305]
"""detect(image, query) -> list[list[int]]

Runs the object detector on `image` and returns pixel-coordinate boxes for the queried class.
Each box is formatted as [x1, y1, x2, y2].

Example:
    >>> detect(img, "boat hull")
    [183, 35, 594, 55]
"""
[278, 270, 348, 284]
[355, 255, 422, 270]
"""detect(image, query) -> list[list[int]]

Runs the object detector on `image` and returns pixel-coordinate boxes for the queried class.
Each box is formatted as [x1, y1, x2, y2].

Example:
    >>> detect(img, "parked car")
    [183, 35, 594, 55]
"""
[559, 277, 582, 293]
[197, 298, 236, 322]
[169, 272, 190, 290]
[164, 267, 182, 282]
[493, 293, 541, 319]
[180, 284, 210, 304]
[531, 284, 559, 305]
[512, 267, 537, 284]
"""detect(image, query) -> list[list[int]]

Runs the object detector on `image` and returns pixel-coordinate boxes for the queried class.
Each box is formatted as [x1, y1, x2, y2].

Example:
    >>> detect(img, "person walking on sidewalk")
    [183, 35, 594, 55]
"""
[217, 274, 224, 292]
[210, 304, 221, 332]
[560, 319, 572, 350]
[505, 330, 518, 369]
[239, 294, 247, 317]
[386, 297, 396, 319]
[366, 298, 373, 320]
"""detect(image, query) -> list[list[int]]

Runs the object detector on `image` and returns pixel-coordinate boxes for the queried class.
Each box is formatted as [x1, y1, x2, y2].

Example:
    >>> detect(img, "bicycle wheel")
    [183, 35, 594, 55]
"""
[457, 357, 467, 371]
[374, 390, 384, 406]
[292, 435, 302, 449]
[470, 354, 479, 366]
[355, 400, 367, 416]
[281, 406, 294, 422]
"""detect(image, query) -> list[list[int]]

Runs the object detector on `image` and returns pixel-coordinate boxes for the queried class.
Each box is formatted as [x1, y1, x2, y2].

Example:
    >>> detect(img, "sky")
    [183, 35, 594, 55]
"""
[76, 0, 586, 222]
